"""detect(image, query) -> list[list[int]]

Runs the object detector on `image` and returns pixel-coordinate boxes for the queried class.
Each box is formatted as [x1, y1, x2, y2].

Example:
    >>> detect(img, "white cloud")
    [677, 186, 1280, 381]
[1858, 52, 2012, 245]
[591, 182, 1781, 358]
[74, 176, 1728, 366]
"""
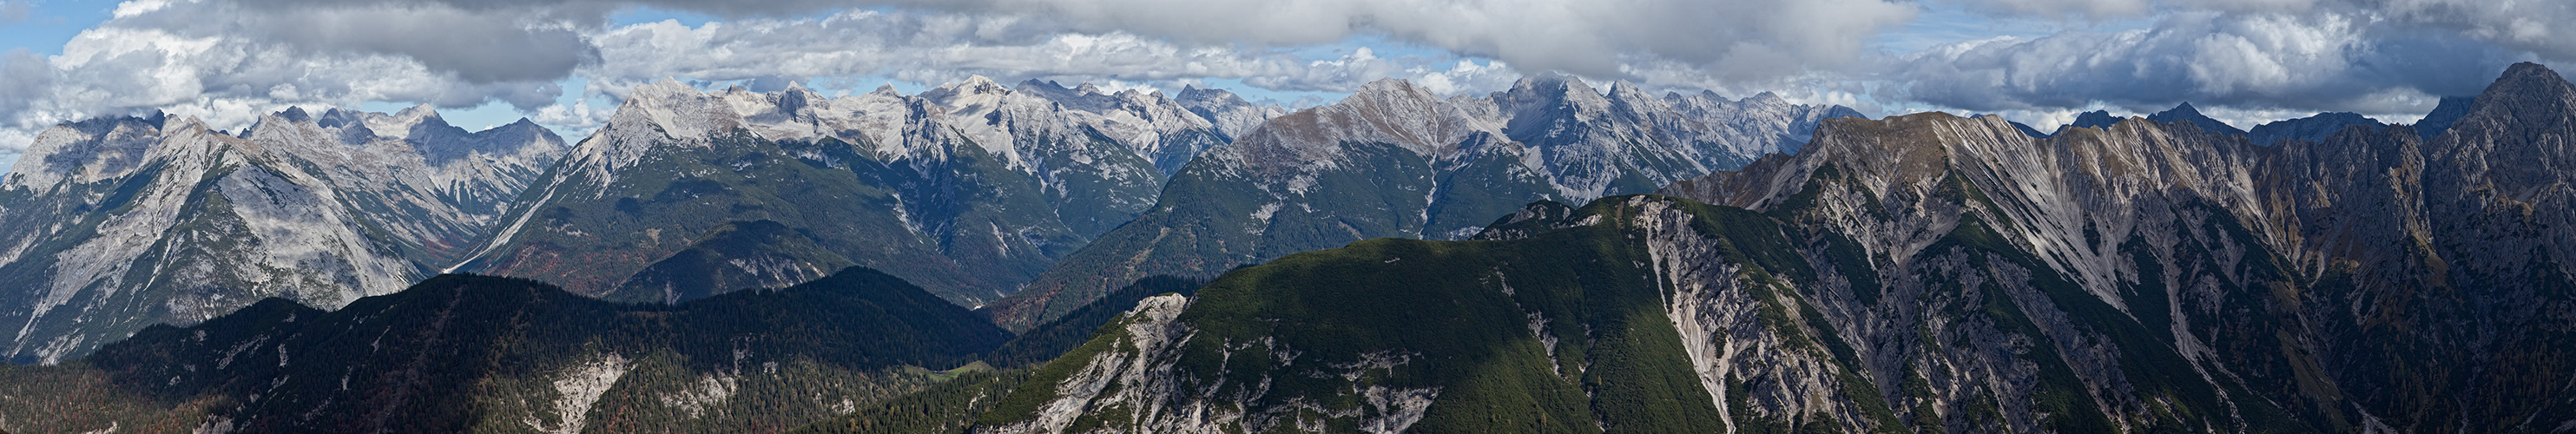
[1881, 9, 2537, 115]
[1947, 0, 2152, 20]
[578, 11, 1541, 99]
[215, 0, 1925, 82]
[0, 19, 570, 157]
[7, 0, 2576, 162]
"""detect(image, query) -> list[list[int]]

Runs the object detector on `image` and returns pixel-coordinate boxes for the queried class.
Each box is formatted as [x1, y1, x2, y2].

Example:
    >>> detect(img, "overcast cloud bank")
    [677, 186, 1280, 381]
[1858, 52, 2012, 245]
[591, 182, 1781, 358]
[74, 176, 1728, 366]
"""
[0, 0, 2568, 167]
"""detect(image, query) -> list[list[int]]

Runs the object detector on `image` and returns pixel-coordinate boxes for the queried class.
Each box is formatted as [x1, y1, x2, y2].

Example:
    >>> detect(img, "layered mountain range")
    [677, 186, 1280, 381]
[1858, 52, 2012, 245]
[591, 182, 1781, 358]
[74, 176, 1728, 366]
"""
[0, 108, 563, 364]
[930, 62, 2573, 432]
[3, 57, 2563, 434]
[984, 75, 1863, 330]
[446, 77, 1272, 307]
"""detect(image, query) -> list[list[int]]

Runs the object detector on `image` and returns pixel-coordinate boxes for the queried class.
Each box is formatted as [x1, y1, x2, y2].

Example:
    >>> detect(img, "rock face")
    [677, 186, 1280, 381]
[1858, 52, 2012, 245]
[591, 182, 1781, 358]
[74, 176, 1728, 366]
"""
[984, 76, 1862, 331]
[451, 78, 1268, 306]
[1173, 86, 1286, 147]
[969, 63, 2576, 432]
[0, 108, 563, 364]
[2413, 95, 2476, 140]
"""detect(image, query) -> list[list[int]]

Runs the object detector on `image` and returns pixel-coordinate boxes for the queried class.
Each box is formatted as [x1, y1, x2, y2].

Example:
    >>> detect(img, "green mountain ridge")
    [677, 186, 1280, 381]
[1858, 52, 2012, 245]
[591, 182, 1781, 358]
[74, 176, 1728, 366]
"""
[0, 267, 1011, 433]
[0, 266, 1216, 434]
[954, 194, 2303, 433]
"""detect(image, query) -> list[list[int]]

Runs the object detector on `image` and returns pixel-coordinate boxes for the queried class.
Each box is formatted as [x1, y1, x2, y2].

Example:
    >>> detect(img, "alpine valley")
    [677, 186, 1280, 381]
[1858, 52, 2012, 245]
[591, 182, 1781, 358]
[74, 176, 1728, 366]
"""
[0, 60, 2568, 434]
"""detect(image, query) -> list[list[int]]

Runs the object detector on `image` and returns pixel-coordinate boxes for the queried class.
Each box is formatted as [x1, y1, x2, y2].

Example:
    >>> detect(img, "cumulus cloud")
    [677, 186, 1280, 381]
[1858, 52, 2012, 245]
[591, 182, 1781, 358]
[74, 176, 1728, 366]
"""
[112, 0, 600, 83]
[1236, 48, 1520, 95]
[10, 0, 2576, 161]
[583, 12, 1288, 92]
[1945, 0, 2151, 21]
[224, 0, 1920, 80]
[0, 19, 569, 160]
[579, 10, 1532, 100]
[1883, 7, 2543, 116]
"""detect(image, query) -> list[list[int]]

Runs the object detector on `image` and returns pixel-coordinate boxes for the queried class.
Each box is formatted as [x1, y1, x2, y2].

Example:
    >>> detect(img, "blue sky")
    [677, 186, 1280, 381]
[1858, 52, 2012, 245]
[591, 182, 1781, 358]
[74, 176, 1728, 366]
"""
[0, 0, 2568, 171]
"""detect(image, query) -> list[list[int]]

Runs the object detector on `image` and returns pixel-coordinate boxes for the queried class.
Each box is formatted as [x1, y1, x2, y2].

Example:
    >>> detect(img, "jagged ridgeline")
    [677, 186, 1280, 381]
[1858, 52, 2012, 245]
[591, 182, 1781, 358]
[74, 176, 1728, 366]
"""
[963, 195, 2297, 433]
[835, 62, 2574, 433]
[984, 75, 1863, 332]
[447, 77, 1271, 308]
[0, 267, 1013, 433]
[0, 107, 566, 364]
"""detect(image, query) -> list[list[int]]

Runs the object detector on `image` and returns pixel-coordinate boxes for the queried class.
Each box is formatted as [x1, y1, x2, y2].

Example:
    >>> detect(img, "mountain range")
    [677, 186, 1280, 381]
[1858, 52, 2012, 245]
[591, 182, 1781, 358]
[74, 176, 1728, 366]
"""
[443, 77, 1255, 307]
[982, 75, 1863, 330]
[0, 57, 2565, 434]
[876, 62, 2574, 432]
[0, 107, 564, 364]
[3, 69, 1848, 365]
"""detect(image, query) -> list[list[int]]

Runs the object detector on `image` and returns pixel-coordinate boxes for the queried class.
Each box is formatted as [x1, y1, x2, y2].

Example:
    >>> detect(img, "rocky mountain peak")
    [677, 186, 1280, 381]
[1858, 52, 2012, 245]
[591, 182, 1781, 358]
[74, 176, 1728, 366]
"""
[2146, 102, 2247, 135]
[922, 76, 1012, 116]
[392, 102, 438, 121]
[1235, 77, 1489, 162]
[2467, 62, 2576, 122]
[1175, 85, 1245, 106]
[2415, 95, 2476, 140]
[610, 78, 736, 142]
[2248, 112, 2382, 146]
[2065, 109, 2123, 131]
[1603, 80, 1667, 113]
[1011, 78, 1120, 114]
[4, 115, 167, 189]
[1745, 90, 1789, 106]
[273, 106, 313, 123]
[313, 107, 366, 130]
[1663, 112, 2023, 208]
[1173, 86, 1278, 141]
[631, 78, 704, 102]
[1495, 73, 1617, 148]
[1499, 73, 1611, 111]
[1352, 77, 1429, 98]
[2422, 61, 2576, 207]
[2500, 61, 2566, 82]
[772, 82, 827, 112]
[932, 75, 1010, 97]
